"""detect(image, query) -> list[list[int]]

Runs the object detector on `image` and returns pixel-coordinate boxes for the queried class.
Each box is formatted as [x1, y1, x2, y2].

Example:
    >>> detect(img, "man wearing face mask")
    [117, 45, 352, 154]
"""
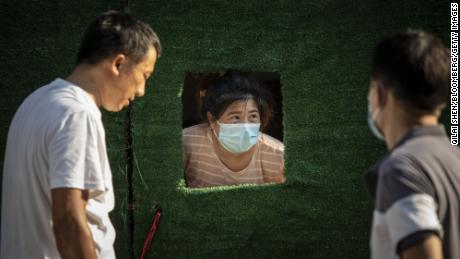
[182, 71, 285, 188]
[364, 30, 460, 259]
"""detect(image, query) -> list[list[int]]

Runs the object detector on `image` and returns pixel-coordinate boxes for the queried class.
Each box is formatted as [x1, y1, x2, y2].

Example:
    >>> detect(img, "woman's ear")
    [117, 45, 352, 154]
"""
[207, 112, 219, 136]
[207, 112, 214, 124]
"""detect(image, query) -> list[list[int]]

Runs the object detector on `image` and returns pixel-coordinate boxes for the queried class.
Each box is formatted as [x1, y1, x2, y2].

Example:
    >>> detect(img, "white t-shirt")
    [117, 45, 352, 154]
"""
[1, 78, 116, 258]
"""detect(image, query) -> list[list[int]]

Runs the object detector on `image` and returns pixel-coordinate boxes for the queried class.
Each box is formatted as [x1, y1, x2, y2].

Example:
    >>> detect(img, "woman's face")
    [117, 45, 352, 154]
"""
[219, 99, 260, 124]
[208, 99, 261, 136]
[208, 99, 262, 154]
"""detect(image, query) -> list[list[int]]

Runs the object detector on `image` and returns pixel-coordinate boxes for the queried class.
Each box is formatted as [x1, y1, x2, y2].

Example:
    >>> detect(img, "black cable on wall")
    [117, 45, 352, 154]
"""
[126, 102, 135, 259]
[123, 2, 134, 259]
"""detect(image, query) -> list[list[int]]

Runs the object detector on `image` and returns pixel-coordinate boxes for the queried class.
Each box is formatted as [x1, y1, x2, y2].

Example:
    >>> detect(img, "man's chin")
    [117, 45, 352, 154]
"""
[102, 103, 127, 112]
[117, 103, 129, 112]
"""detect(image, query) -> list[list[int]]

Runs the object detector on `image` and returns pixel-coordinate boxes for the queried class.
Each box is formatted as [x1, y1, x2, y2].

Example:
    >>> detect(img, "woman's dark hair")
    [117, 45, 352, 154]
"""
[76, 10, 162, 65]
[202, 70, 274, 129]
[371, 29, 450, 114]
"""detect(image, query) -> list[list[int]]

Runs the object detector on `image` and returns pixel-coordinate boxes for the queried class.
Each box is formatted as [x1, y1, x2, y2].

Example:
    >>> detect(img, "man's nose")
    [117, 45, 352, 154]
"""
[136, 85, 145, 97]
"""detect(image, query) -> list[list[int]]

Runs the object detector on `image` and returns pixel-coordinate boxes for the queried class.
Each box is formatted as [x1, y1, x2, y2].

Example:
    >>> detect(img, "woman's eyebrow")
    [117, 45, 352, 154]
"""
[226, 111, 243, 116]
[248, 109, 259, 113]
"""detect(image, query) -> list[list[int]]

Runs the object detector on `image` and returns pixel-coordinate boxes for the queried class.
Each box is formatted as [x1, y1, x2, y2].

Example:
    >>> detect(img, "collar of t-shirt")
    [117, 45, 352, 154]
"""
[55, 78, 101, 118]
[362, 125, 447, 200]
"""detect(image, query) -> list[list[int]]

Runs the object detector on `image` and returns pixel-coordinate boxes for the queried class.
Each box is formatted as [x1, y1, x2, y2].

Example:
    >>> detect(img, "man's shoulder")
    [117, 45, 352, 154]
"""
[50, 79, 100, 114]
[11, 78, 103, 141]
[382, 133, 460, 182]
[28, 78, 100, 119]
[380, 151, 414, 173]
[376, 149, 435, 211]
[382, 133, 449, 174]
[379, 148, 429, 186]
[397, 132, 458, 158]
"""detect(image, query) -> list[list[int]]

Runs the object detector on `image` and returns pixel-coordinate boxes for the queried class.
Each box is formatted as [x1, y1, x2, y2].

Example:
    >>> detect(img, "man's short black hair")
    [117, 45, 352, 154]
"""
[76, 10, 161, 65]
[371, 30, 450, 114]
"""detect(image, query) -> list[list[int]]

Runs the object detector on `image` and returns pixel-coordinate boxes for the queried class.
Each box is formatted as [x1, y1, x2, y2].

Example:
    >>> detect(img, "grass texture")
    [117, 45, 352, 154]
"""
[0, 0, 448, 258]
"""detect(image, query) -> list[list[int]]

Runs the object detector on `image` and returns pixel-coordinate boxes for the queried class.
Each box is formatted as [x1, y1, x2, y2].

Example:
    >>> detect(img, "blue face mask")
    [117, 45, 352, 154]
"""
[367, 100, 385, 141]
[216, 122, 261, 153]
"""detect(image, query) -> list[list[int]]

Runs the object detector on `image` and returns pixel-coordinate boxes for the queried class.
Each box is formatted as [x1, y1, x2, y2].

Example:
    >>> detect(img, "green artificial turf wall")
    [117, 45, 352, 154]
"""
[0, 0, 449, 258]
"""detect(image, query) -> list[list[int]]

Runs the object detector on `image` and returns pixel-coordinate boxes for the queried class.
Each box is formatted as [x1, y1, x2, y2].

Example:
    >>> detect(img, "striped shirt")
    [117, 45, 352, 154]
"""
[183, 123, 285, 188]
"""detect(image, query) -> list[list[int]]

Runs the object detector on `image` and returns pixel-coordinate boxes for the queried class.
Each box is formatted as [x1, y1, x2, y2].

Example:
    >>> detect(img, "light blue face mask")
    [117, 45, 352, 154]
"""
[216, 122, 261, 153]
[367, 100, 385, 141]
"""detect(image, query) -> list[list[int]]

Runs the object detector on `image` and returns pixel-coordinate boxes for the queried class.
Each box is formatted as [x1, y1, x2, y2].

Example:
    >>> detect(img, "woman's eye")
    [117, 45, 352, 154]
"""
[251, 114, 259, 120]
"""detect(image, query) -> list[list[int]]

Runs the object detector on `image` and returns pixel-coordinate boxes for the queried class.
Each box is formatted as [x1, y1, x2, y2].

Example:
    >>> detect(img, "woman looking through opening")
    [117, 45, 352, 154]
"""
[183, 71, 285, 188]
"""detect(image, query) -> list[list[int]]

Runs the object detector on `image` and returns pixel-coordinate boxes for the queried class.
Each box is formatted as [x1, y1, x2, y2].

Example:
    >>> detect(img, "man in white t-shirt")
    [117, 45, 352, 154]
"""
[1, 11, 161, 258]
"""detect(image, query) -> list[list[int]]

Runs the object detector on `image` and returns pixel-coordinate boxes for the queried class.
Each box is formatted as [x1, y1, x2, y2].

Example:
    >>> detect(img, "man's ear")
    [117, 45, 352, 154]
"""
[434, 103, 446, 118]
[376, 81, 388, 108]
[110, 54, 127, 76]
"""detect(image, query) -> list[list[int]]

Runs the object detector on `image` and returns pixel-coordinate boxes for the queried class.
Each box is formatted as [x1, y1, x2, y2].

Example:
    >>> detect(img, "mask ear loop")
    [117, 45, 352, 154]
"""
[210, 123, 219, 141]
[374, 81, 387, 124]
[376, 80, 388, 109]
[209, 119, 225, 153]
[370, 82, 385, 138]
[209, 118, 220, 139]
[371, 105, 382, 122]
